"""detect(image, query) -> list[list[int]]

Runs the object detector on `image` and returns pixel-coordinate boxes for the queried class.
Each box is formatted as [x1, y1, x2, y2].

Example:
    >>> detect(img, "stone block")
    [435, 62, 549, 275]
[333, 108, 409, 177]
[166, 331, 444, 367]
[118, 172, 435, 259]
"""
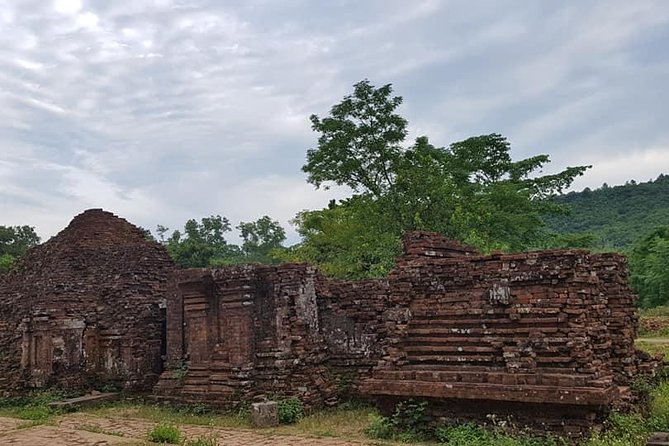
[251, 401, 278, 427]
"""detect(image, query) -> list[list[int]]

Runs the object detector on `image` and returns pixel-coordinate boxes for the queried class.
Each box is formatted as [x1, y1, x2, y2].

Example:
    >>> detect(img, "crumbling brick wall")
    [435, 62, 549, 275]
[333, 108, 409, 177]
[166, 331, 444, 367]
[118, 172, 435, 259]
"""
[316, 277, 388, 398]
[155, 230, 649, 433]
[0, 209, 174, 393]
[154, 264, 337, 408]
[359, 232, 652, 434]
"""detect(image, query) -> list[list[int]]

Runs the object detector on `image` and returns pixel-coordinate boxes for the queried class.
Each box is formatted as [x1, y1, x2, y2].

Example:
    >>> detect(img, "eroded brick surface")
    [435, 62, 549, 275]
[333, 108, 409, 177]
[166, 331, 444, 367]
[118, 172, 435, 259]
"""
[0, 209, 174, 392]
[155, 230, 656, 434]
[0, 209, 655, 434]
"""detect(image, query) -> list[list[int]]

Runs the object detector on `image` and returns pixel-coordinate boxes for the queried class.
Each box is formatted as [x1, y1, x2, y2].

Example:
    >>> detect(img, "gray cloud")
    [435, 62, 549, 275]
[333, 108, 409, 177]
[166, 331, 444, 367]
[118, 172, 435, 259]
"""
[1, 0, 668, 242]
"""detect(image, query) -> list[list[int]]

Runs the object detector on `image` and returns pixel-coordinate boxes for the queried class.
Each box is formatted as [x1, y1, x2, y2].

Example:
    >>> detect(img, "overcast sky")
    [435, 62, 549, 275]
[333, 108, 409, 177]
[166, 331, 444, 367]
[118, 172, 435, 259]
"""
[1, 0, 668, 242]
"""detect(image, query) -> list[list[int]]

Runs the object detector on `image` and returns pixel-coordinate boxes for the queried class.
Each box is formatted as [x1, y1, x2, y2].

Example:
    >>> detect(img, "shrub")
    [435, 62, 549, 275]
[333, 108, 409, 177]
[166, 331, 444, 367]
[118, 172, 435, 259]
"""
[435, 423, 489, 444]
[277, 397, 305, 424]
[364, 413, 393, 439]
[390, 399, 428, 435]
[147, 423, 182, 444]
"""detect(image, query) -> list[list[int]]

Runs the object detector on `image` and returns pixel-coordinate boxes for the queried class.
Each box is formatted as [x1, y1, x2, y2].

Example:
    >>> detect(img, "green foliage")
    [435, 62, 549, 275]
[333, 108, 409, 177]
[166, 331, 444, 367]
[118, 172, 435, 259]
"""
[160, 215, 286, 268]
[0, 253, 15, 274]
[277, 397, 305, 424]
[364, 399, 429, 442]
[629, 226, 669, 308]
[0, 225, 40, 274]
[435, 424, 560, 445]
[236, 215, 286, 264]
[284, 198, 401, 279]
[546, 174, 669, 250]
[15, 405, 53, 421]
[390, 399, 428, 437]
[364, 413, 393, 439]
[147, 423, 182, 444]
[304, 79, 407, 198]
[163, 215, 235, 267]
[296, 80, 589, 278]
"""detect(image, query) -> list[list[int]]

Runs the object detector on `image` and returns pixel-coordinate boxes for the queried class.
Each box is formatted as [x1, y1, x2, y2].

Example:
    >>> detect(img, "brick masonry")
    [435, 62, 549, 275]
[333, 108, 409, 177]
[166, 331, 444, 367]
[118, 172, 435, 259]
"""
[0, 209, 174, 392]
[155, 230, 656, 433]
[0, 209, 655, 433]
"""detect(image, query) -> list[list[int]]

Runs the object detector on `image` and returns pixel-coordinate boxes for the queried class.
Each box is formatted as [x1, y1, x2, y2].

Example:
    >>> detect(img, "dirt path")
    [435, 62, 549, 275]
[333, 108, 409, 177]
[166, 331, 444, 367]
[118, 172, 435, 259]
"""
[0, 413, 371, 446]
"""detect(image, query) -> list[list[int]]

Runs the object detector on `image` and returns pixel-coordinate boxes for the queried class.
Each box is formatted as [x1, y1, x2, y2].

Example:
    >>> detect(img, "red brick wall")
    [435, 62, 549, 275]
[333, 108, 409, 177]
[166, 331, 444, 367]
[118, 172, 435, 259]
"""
[0, 209, 174, 392]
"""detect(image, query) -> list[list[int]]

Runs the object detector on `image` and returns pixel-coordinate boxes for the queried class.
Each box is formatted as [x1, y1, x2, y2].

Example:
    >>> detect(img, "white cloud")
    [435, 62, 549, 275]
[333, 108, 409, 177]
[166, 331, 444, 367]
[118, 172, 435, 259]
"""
[0, 0, 668, 241]
[54, 0, 82, 15]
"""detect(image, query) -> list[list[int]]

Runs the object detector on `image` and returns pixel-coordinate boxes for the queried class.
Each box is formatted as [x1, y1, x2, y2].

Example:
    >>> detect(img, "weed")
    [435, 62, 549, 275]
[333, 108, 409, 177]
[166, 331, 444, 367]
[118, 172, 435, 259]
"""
[16, 405, 53, 421]
[277, 397, 305, 424]
[147, 422, 182, 444]
[364, 413, 393, 439]
[390, 399, 428, 435]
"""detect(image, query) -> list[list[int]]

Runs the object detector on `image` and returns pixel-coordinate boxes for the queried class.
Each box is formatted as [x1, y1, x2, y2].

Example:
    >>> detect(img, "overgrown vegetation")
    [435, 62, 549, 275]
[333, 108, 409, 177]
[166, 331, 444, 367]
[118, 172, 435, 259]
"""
[283, 80, 589, 279]
[0, 389, 75, 422]
[277, 397, 305, 424]
[147, 422, 182, 443]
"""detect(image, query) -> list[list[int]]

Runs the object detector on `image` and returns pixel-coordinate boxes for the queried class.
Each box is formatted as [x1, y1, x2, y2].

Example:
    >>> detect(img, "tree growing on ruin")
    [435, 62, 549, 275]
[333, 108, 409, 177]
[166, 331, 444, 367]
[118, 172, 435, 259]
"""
[295, 80, 591, 278]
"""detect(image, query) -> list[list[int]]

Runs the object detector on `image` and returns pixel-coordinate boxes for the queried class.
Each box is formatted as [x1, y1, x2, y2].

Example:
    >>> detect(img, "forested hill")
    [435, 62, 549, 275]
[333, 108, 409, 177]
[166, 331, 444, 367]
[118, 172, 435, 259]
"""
[546, 174, 669, 250]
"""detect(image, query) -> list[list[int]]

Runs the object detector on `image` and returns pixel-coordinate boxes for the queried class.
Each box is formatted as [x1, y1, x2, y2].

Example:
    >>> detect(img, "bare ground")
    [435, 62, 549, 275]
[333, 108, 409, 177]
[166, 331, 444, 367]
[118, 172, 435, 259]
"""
[0, 413, 371, 446]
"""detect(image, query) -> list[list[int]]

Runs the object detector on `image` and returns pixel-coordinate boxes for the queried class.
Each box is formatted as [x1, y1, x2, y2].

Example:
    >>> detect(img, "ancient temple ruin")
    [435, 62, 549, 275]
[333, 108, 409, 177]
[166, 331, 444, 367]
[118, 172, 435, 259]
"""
[0, 209, 174, 391]
[0, 209, 656, 434]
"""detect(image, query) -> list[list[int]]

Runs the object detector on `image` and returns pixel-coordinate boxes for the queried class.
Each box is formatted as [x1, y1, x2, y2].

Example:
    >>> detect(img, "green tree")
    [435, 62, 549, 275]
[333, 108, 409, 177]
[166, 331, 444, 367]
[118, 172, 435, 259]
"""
[295, 80, 590, 279]
[0, 225, 40, 274]
[160, 215, 288, 267]
[237, 216, 287, 263]
[163, 215, 238, 267]
[629, 226, 669, 308]
[304, 79, 407, 198]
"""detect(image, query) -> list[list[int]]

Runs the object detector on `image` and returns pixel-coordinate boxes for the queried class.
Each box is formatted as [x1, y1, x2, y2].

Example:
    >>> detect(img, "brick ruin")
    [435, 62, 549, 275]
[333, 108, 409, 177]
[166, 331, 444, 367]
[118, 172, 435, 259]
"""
[0, 209, 174, 392]
[0, 210, 656, 434]
[154, 231, 655, 433]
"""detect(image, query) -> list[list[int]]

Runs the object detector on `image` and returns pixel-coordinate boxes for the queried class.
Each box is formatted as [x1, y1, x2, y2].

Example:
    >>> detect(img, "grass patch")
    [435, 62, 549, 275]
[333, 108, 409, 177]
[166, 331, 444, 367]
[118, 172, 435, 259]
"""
[636, 339, 669, 358]
[435, 423, 562, 445]
[269, 404, 377, 441]
[147, 422, 182, 443]
[84, 401, 251, 429]
[639, 306, 669, 318]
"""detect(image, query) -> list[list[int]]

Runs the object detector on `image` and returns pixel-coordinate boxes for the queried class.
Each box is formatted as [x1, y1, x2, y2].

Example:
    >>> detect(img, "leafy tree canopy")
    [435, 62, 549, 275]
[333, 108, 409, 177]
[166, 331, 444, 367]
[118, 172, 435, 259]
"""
[159, 215, 286, 268]
[629, 226, 669, 308]
[295, 80, 590, 279]
[237, 215, 287, 264]
[0, 225, 40, 274]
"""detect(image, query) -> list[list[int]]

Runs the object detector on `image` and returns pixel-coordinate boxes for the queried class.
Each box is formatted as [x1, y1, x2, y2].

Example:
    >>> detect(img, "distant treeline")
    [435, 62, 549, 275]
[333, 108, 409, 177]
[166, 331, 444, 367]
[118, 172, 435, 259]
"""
[546, 174, 669, 250]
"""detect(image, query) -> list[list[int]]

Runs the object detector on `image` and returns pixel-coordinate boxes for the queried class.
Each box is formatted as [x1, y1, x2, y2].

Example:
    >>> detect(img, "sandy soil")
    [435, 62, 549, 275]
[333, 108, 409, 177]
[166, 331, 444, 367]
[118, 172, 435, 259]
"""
[0, 413, 370, 445]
